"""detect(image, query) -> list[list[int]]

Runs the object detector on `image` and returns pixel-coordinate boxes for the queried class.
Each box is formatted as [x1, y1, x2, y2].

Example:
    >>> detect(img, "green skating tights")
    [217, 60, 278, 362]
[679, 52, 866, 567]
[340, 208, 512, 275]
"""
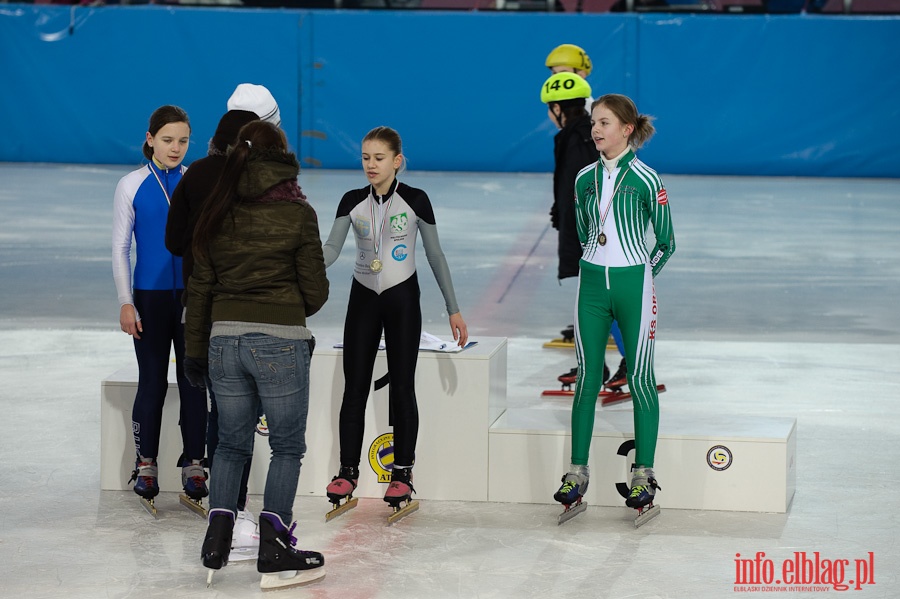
[570, 260, 660, 467]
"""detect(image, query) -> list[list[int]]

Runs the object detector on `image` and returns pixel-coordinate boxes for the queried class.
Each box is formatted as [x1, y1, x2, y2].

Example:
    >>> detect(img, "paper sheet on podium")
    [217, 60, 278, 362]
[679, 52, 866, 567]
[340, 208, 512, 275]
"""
[333, 331, 477, 353]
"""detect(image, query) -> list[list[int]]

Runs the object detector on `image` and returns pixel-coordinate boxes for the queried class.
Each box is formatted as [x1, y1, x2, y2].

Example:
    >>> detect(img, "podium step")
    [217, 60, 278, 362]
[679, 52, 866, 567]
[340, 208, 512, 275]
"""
[488, 407, 796, 513]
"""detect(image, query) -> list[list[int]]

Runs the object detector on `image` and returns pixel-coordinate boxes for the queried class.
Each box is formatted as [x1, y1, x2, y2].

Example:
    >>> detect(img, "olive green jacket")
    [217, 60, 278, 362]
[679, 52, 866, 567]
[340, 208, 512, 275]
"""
[185, 180, 329, 359]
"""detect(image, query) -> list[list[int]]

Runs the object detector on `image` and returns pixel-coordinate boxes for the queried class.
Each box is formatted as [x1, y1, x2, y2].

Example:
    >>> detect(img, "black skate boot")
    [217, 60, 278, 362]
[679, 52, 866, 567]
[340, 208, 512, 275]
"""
[557, 363, 610, 392]
[560, 324, 574, 342]
[605, 358, 627, 391]
[257, 511, 325, 590]
[554, 464, 589, 525]
[626, 465, 661, 528]
[201, 508, 235, 586]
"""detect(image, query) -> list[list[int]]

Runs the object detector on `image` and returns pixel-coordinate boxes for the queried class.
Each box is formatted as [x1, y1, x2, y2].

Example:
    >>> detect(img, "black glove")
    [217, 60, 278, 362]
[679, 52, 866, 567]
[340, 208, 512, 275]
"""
[549, 203, 559, 230]
[184, 357, 208, 389]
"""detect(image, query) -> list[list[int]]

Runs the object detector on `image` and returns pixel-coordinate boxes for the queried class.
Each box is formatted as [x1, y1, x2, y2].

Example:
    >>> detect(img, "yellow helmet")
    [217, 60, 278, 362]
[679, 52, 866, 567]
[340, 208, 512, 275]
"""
[545, 44, 592, 76]
[540, 72, 592, 104]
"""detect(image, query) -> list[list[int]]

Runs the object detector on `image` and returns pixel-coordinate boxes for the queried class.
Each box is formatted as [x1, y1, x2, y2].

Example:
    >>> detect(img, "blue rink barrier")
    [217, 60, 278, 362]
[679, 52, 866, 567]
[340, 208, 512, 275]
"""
[1, 5, 898, 177]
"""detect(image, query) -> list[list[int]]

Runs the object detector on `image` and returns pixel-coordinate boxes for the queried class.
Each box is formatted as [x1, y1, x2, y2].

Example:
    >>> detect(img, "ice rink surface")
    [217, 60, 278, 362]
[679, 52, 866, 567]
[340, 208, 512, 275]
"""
[1, 163, 898, 598]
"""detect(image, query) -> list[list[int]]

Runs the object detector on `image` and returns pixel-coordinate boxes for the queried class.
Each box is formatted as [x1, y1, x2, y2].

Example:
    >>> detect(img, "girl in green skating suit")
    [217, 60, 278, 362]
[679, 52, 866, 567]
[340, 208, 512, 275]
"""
[554, 94, 675, 510]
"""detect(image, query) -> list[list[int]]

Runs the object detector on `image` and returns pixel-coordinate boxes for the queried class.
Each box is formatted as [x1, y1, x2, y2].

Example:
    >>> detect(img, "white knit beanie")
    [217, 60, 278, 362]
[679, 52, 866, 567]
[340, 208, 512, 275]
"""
[226, 83, 281, 126]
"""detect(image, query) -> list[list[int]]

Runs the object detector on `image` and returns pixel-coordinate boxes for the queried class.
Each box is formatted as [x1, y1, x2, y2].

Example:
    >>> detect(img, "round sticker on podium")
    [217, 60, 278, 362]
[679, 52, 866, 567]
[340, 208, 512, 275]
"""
[368, 432, 394, 483]
[707, 445, 733, 471]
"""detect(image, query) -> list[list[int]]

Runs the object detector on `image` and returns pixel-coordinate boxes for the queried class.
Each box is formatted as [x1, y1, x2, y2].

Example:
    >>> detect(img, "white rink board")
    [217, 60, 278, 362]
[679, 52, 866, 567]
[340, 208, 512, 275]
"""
[488, 408, 796, 513]
[100, 336, 508, 503]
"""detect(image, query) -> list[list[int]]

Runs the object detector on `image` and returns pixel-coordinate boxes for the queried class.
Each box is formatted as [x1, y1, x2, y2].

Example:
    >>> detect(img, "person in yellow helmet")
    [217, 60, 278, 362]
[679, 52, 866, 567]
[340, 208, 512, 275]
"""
[545, 43, 592, 78]
[546, 44, 595, 115]
[541, 72, 598, 362]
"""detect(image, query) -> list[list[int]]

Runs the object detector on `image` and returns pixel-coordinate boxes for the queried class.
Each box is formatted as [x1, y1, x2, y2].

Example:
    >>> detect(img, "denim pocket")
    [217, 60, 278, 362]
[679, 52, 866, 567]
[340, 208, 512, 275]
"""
[250, 344, 297, 384]
[208, 345, 225, 382]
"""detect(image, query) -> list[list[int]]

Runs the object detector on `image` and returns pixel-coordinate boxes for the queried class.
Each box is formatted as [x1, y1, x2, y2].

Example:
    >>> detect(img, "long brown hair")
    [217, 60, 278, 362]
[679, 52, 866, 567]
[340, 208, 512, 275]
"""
[192, 120, 287, 259]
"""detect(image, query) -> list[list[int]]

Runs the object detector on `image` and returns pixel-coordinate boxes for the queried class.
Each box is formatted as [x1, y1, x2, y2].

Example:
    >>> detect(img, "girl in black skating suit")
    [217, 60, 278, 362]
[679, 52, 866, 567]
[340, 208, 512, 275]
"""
[321, 126, 468, 507]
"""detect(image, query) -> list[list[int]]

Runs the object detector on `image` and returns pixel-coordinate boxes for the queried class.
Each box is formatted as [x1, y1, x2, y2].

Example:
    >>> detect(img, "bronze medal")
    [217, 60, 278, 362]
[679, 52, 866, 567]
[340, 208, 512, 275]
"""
[598, 232, 607, 246]
[370, 258, 383, 273]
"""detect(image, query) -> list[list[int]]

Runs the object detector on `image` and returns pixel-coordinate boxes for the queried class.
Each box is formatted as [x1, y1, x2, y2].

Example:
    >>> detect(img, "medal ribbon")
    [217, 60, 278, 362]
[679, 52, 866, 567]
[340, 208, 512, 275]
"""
[148, 163, 185, 206]
[594, 162, 631, 236]
[369, 186, 394, 262]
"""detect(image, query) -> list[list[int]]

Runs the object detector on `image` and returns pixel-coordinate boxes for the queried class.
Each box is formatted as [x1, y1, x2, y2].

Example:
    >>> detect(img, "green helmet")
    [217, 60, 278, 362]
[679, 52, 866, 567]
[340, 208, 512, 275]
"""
[540, 72, 592, 104]
[545, 44, 593, 76]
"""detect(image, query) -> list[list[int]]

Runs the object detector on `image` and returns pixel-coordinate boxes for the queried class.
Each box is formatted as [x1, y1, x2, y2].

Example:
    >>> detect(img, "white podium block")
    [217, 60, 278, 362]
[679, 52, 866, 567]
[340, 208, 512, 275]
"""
[100, 337, 508, 503]
[488, 408, 796, 513]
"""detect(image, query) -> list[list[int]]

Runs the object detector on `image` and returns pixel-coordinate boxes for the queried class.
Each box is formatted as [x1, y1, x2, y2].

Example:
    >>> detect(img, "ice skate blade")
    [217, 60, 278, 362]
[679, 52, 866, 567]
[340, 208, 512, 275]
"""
[260, 568, 325, 591]
[206, 569, 214, 587]
[634, 504, 660, 528]
[557, 500, 587, 525]
[386, 500, 419, 525]
[179, 494, 208, 518]
[229, 546, 259, 562]
[543, 338, 575, 349]
[325, 497, 358, 522]
[139, 497, 158, 518]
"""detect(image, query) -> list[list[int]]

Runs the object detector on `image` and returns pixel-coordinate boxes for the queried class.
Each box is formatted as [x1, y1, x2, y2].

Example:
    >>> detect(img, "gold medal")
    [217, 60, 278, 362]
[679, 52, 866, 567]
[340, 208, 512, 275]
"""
[370, 258, 383, 273]
[598, 232, 607, 246]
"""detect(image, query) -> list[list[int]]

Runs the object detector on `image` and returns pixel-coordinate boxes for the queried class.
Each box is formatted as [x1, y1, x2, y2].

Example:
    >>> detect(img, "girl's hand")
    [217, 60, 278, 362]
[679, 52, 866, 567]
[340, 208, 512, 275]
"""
[120, 304, 143, 340]
[449, 312, 468, 348]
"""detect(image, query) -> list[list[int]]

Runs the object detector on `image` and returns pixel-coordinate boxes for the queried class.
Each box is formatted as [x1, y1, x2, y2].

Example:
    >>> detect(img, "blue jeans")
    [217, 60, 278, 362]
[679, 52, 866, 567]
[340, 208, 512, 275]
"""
[208, 334, 312, 523]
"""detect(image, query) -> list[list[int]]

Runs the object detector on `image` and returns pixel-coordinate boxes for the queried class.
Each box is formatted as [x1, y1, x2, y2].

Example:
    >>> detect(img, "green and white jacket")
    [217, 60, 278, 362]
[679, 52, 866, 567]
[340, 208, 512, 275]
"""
[573, 149, 675, 277]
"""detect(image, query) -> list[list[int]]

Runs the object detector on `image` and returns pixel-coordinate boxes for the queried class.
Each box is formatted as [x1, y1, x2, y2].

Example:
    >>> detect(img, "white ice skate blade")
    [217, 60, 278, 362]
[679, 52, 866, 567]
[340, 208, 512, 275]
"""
[139, 497, 158, 518]
[634, 504, 660, 528]
[325, 497, 358, 522]
[179, 494, 207, 518]
[387, 499, 419, 525]
[260, 567, 325, 591]
[557, 501, 587, 525]
[206, 569, 214, 587]
[229, 547, 259, 562]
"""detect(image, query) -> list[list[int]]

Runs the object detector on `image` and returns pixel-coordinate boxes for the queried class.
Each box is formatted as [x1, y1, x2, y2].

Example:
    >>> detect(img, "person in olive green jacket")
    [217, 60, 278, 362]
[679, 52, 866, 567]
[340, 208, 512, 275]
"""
[183, 120, 329, 591]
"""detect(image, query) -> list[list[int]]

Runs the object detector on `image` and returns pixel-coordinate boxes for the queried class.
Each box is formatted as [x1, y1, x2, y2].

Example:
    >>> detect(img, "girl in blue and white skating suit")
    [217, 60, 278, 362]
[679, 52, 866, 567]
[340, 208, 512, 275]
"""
[112, 105, 208, 509]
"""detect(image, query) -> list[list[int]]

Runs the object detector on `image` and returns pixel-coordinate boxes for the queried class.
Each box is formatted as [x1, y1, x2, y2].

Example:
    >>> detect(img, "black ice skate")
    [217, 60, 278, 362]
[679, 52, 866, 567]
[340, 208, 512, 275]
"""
[627, 466, 661, 528]
[554, 465, 589, 525]
[543, 325, 576, 348]
[325, 466, 359, 522]
[202, 508, 234, 587]
[554, 363, 610, 393]
[605, 358, 628, 391]
[257, 511, 325, 590]
[383, 466, 419, 525]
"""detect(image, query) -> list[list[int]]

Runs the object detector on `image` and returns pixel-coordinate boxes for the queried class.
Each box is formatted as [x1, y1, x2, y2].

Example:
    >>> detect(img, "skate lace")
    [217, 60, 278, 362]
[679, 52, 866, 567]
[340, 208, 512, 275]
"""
[628, 484, 649, 498]
[129, 462, 157, 486]
[287, 521, 298, 547]
[629, 477, 660, 498]
[559, 480, 577, 493]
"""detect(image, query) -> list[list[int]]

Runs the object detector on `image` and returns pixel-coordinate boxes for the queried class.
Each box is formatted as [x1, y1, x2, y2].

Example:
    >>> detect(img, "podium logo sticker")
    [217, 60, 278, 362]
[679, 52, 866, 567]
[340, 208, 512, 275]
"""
[368, 432, 394, 483]
[707, 445, 733, 471]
